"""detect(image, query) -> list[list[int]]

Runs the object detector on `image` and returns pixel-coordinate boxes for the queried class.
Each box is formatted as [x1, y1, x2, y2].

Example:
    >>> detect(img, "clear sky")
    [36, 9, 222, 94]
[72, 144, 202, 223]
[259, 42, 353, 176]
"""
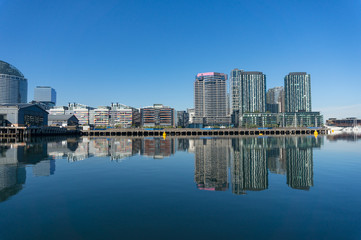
[0, 0, 360, 119]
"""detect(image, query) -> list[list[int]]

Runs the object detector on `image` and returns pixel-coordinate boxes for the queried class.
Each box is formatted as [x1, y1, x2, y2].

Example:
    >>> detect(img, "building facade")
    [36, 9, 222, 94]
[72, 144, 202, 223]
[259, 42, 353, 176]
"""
[34, 86, 56, 106]
[66, 103, 94, 125]
[48, 114, 79, 127]
[284, 72, 311, 112]
[177, 111, 189, 128]
[326, 118, 361, 127]
[140, 104, 175, 127]
[240, 112, 323, 128]
[266, 86, 284, 113]
[90, 106, 111, 127]
[230, 69, 266, 114]
[0, 104, 48, 127]
[0, 60, 27, 104]
[194, 72, 230, 126]
[109, 103, 140, 128]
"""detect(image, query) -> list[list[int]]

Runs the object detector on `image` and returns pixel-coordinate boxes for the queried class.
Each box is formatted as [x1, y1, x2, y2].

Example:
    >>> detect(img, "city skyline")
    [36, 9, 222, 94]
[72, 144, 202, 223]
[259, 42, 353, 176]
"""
[1, 0, 360, 119]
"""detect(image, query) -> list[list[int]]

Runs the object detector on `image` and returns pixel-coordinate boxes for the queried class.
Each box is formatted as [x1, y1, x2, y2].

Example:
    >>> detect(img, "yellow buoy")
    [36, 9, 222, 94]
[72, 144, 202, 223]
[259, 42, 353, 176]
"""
[163, 132, 166, 139]
[314, 130, 318, 138]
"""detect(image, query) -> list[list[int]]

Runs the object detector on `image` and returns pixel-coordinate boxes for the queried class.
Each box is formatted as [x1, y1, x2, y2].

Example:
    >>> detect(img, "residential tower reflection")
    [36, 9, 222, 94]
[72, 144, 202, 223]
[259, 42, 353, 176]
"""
[0, 136, 324, 202]
[194, 138, 230, 191]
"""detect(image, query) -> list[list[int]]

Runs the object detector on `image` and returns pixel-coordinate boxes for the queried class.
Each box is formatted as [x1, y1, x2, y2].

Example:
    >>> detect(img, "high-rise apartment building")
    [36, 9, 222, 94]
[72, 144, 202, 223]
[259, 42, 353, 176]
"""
[140, 104, 175, 127]
[230, 69, 266, 114]
[194, 72, 229, 126]
[0, 60, 27, 104]
[284, 72, 311, 112]
[266, 86, 284, 113]
[34, 86, 56, 106]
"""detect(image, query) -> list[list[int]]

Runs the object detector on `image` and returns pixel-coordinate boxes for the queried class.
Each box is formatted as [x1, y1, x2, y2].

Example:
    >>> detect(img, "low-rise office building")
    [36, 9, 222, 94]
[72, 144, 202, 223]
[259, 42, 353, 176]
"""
[90, 106, 111, 127]
[110, 103, 140, 128]
[326, 118, 361, 127]
[141, 104, 175, 127]
[66, 103, 94, 125]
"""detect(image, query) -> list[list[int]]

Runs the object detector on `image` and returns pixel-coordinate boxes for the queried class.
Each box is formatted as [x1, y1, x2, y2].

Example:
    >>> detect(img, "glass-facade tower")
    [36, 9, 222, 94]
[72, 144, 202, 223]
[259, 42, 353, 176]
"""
[230, 69, 266, 114]
[0, 60, 27, 104]
[34, 86, 56, 105]
[284, 72, 311, 112]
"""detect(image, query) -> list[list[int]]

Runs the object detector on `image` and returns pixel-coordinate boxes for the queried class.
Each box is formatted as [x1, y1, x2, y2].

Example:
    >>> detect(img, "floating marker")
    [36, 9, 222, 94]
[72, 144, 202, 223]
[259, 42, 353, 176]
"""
[314, 130, 318, 138]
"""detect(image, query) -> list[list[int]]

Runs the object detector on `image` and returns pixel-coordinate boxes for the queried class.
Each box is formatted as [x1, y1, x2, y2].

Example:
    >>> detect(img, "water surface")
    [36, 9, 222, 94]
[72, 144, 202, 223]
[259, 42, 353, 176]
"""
[0, 136, 360, 239]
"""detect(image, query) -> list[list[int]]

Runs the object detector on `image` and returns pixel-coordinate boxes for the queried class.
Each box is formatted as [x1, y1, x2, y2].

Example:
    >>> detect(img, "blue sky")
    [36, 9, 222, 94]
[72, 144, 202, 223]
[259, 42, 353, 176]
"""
[0, 0, 360, 119]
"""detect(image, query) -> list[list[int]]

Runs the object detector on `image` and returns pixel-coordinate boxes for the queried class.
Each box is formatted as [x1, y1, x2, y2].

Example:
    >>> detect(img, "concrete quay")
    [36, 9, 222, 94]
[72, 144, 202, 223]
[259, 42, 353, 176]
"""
[81, 127, 329, 137]
[0, 126, 79, 140]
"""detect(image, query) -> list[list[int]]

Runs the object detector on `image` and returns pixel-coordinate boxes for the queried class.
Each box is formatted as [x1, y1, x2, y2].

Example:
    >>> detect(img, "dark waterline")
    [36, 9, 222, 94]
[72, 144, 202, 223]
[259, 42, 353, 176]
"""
[0, 136, 360, 240]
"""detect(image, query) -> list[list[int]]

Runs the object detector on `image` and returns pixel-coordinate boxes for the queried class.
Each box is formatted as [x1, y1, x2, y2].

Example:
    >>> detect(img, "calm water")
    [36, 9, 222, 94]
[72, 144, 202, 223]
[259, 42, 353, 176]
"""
[0, 135, 360, 240]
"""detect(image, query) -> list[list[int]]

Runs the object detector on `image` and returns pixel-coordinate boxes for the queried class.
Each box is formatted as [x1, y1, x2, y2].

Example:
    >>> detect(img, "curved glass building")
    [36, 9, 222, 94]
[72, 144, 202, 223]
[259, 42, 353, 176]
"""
[0, 60, 27, 104]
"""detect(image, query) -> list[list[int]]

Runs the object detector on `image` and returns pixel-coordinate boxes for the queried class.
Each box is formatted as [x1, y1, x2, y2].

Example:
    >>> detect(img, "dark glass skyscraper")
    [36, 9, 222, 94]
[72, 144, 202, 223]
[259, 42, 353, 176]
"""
[230, 69, 266, 114]
[284, 72, 311, 112]
[0, 60, 27, 104]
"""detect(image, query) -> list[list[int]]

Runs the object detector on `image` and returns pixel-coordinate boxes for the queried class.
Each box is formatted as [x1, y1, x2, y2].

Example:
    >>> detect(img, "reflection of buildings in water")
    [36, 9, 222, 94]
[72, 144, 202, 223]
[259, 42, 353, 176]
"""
[89, 138, 109, 157]
[231, 138, 268, 195]
[0, 164, 26, 202]
[177, 139, 189, 152]
[177, 139, 190, 152]
[47, 139, 89, 162]
[188, 139, 196, 153]
[109, 138, 139, 161]
[267, 148, 286, 175]
[194, 139, 230, 191]
[327, 133, 361, 142]
[47, 138, 140, 162]
[0, 143, 48, 165]
[140, 138, 175, 159]
[285, 144, 313, 190]
[0, 142, 49, 202]
[33, 160, 55, 176]
[269, 137, 315, 190]
[285, 136, 322, 149]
